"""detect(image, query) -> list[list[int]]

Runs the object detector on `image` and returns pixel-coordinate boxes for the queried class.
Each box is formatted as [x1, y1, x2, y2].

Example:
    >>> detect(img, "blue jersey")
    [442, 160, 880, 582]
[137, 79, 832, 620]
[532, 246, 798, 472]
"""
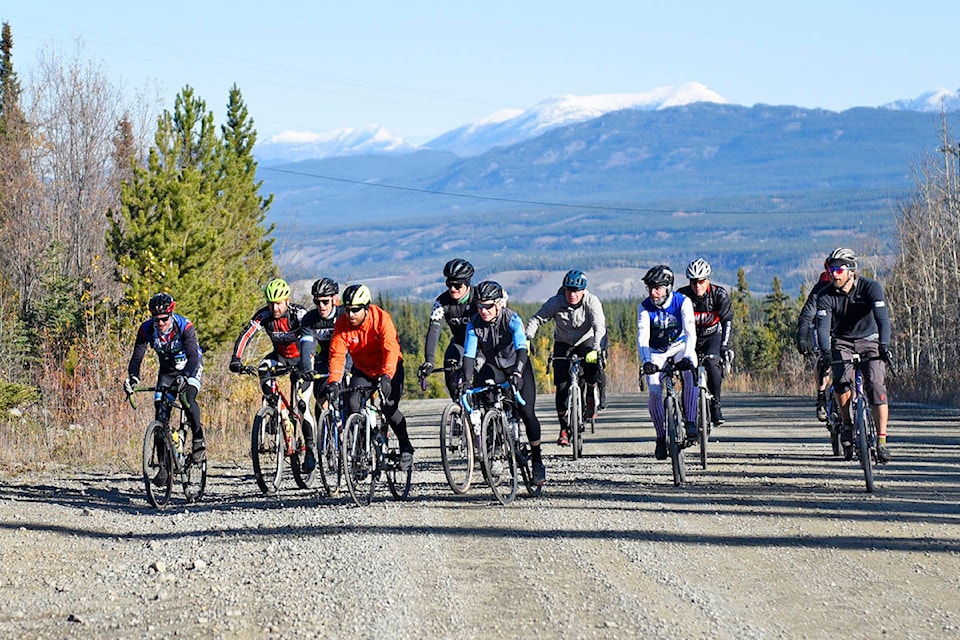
[637, 292, 697, 363]
[128, 313, 202, 378]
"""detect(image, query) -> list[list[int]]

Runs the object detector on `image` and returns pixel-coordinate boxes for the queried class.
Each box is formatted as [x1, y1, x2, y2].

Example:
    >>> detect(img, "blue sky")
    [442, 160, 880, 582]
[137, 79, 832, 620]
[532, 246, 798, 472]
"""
[5, 1, 959, 144]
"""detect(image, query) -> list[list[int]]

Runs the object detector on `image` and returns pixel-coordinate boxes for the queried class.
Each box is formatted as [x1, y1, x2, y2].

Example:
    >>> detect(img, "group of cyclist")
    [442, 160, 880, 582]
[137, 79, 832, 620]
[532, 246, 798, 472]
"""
[124, 245, 892, 492]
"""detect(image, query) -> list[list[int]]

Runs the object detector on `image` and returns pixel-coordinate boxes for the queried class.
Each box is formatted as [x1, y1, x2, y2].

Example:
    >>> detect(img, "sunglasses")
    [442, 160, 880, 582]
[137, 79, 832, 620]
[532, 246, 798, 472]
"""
[477, 301, 497, 310]
[828, 265, 849, 274]
[345, 305, 366, 314]
[313, 297, 333, 306]
[446, 280, 467, 290]
[153, 315, 171, 322]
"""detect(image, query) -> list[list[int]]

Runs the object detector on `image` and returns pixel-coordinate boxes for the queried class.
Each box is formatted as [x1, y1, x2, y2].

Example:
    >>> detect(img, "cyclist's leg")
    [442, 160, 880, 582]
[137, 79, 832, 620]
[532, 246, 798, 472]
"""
[831, 341, 856, 442]
[646, 351, 669, 456]
[381, 362, 414, 463]
[859, 339, 891, 460]
[681, 368, 699, 440]
[443, 343, 464, 400]
[553, 342, 572, 442]
[700, 333, 723, 423]
[517, 366, 544, 483]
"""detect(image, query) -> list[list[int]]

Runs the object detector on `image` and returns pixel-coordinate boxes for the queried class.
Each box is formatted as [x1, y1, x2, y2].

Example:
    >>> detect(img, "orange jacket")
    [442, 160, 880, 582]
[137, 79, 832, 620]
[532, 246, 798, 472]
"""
[328, 305, 402, 382]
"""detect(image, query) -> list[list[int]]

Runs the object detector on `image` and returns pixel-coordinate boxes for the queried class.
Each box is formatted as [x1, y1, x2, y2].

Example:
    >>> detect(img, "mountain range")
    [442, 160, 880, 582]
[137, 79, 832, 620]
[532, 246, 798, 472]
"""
[254, 83, 960, 302]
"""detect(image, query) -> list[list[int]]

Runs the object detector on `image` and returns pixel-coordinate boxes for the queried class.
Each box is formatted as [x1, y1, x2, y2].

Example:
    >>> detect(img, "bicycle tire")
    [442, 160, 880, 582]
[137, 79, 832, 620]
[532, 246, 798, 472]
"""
[516, 438, 542, 498]
[665, 394, 686, 486]
[697, 390, 710, 470]
[342, 413, 375, 506]
[855, 397, 875, 493]
[316, 409, 342, 497]
[142, 421, 173, 508]
[251, 406, 283, 496]
[440, 402, 473, 494]
[290, 418, 317, 490]
[568, 382, 583, 461]
[480, 409, 518, 505]
[180, 424, 207, 502]
[384, 436, 412, 501]
[828, 401, 842, 457]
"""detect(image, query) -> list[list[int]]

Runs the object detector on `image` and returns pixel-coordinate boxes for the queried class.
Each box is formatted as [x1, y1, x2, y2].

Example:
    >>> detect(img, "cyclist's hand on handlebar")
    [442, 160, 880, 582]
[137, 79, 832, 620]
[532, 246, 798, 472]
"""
[880, 345, 894, 365]
[509, 369, 523, 390]
[641, 361, 658, 376]
[298, 369, 315, 393]
[585, 349, 599, 364]
[417, 361, 434, 380]
[229, 358, 243, 374]
[123, 375, 139, 395]
[675, 358, 695, 372]
[172, 375, 188, 394]
[326, 381, 341, 403]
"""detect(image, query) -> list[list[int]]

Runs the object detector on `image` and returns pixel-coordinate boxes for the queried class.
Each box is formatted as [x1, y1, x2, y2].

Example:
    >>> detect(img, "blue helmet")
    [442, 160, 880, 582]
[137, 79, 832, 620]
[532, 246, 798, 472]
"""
[562, 269, 587, 291]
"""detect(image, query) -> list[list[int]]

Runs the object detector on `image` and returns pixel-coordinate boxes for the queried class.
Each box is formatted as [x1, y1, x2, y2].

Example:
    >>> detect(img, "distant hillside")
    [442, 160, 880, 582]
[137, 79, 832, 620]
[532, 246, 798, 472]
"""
[260, 103, 954, 299]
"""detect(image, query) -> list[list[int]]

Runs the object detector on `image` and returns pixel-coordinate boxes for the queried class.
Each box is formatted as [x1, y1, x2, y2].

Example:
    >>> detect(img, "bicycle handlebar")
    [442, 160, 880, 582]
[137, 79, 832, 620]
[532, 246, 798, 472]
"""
[459, 379, 526, 414]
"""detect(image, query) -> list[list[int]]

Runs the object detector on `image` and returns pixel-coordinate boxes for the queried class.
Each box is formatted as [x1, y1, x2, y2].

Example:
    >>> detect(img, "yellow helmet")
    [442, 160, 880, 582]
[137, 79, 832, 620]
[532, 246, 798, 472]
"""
[341, 284, 372, 307]
[263, 278, 291, 302]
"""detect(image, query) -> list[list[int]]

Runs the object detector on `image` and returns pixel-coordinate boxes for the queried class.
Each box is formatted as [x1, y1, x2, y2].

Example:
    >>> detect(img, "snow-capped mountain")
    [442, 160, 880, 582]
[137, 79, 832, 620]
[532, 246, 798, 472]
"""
[881, 87, 960, 112]
[425, 81, 727, 156]
[255, 124, 417, 165]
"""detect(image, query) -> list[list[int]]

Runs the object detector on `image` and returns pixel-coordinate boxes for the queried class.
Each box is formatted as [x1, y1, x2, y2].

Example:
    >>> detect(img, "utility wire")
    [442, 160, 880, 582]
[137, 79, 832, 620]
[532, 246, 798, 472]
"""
[263, 166, 894, 216]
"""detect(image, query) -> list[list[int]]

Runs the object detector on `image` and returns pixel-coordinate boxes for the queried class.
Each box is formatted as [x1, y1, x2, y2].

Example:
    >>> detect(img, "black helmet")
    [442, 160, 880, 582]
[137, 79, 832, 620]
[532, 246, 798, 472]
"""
[475, 280, 503, 302]
[311, 277, 339, 297]
[827, 247, 857, 269]
[341, 283, 372, 307]
[642, 265, 674, 288]
[148, 292, 175, 316]
[562, 269, 587, 291]
[443, 258, 475, 283]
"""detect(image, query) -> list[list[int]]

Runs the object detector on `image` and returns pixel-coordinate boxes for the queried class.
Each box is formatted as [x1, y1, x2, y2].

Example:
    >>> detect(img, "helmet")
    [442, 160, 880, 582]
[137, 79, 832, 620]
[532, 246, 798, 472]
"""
[443, 258, 474, 282]
[642, 265, 674, 289]
[562, 269, 587, 290]
[685, 258, 712, 280]
[311, 277, 339, 297]
[475, 280, 504, 302]
[341, 284, 372, 307]
[827, 247, 857, 268]
[263, 278, 291, 302]
[148, 292, 175, 316]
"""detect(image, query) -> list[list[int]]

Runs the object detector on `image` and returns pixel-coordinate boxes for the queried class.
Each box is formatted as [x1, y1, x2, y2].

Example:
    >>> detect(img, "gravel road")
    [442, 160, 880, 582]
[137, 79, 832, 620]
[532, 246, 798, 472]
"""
[1, 392, 959, 639]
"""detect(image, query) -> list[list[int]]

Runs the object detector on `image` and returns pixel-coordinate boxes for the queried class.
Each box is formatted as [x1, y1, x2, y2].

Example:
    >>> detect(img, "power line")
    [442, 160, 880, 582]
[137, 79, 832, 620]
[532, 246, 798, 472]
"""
[262, 166, 894, 216]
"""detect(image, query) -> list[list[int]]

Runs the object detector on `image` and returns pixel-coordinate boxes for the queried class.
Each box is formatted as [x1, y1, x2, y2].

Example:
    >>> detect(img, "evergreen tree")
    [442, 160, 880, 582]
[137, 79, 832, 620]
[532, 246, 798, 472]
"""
[108, 85, 276, 350]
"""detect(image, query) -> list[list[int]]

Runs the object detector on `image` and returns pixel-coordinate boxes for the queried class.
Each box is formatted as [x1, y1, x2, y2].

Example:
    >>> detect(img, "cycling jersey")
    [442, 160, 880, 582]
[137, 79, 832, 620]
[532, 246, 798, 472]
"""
[637, 292, 697, 363]
[795, 275, 832, 352]
[424, 286, 477, 363]
[300, 305, 344, 373]
[675, 282, 732, 346]
[525, 288, 606, 349]
[328, 304, 402, 383]
[815, 276, 891, 351]
[463, 306, 528, 374]
[128, 314, 202, 378]
[232, 303, 307, 361]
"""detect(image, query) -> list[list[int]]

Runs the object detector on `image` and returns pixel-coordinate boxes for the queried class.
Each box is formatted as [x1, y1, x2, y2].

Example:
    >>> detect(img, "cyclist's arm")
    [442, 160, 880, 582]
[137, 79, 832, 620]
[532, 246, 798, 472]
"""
[869, 280, 892, 347]
[524, 297, 556, 341]
[717, 287, 734, 348]
[423, 301, 445, 365]
[377, 307, 402, 379]
[814, 296, 833, 354]
[680, 297, 698, 364]
[636, 303, 652, 363]
[509, 313, 529, 374]
[461, 321, 479, 381]
[180, 320, 201, 379]
[327, 321, 349, 384]
[585, 292, 607, 350]
[231, 315, 262, 362]
[127, 321, 151, 379]
[795, 290, 818, 350]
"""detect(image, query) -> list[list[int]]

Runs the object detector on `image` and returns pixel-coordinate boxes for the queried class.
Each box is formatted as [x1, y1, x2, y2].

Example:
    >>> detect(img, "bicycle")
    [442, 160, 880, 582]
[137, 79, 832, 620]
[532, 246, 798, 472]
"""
[549, 353, 596, 460]
[314, 382, 343, 498]
[823, 383, 843, 457]
[651, 359, 689, 487]
[694, 355, 715, 471]
[831, 354, 885, 493]
[340, 385, 412, 506]
[240, 362, 315, 496]
[128, 379, 206, 509]
[462, 379, 542, 505]
[418, 365, 476, 494]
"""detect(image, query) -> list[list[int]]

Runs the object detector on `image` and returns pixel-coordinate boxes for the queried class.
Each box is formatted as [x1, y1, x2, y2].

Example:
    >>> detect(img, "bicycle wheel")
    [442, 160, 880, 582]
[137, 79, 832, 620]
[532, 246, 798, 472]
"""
[828, 401, 842, 457]
[440, 402, 473, 494]
[480, 410, 518, 505]
[568, 383, 583, 461]
[251, 406, 283, 496]
[665, 395, 686, 487]
[697, 391, 710, 470]
[290, 418, 317, 490]
[855, 398, 875, 493]
[180, 425, 207, 502]
[341, 413, 375, 506]
[143, 421, 173, 508]
[516, 437, 542, 498]
[316, 409, 342, 497]
[384, 436, 412, 501]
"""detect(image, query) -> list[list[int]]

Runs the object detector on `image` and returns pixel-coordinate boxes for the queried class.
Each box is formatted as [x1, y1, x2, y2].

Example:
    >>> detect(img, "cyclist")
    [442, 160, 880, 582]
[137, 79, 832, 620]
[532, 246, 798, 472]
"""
[525, 269, 607, 447]
[460, 281, 546, 485]
[228, 278, 318, 471]
[676, 258, 732, 427]
[299, 277, 347, 439]
[325, 284, 414, 470]
[815, 247, 893, 463]
[637, 265, 698, 460]
[796, 259, 834, 422]
[418, 258, 478, 399]
[125, 292, 206, 483]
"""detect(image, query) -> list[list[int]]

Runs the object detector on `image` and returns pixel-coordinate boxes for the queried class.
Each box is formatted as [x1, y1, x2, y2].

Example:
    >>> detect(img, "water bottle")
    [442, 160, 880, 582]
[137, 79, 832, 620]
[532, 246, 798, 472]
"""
[171, 428, 182, 454]
[280, 406, 294, 443]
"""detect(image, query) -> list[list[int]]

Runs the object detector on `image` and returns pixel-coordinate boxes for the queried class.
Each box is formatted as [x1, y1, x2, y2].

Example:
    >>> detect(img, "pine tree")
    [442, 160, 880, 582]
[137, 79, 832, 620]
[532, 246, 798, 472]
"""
[108, 85, 276, 350]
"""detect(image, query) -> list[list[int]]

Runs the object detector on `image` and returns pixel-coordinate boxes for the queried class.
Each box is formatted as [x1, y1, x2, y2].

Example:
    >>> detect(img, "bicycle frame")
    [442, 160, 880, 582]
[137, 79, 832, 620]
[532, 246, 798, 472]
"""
[549, 353, 592, 460]
[830, 353, 883, 493]
[653, 359, 688, 486]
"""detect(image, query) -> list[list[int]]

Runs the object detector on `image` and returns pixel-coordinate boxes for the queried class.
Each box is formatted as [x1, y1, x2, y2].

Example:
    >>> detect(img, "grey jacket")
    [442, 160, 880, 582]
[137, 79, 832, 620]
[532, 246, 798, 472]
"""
[525, 289, 607, 349]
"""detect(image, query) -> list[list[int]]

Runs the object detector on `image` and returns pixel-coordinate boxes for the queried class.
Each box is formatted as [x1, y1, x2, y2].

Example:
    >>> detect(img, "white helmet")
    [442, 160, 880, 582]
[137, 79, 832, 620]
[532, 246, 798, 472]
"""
[685, 258, 712, 280]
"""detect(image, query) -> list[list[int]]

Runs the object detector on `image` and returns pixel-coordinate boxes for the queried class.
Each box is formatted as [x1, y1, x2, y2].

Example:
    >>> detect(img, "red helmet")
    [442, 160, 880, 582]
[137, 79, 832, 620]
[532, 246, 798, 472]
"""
[148, 292, 175, 316]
